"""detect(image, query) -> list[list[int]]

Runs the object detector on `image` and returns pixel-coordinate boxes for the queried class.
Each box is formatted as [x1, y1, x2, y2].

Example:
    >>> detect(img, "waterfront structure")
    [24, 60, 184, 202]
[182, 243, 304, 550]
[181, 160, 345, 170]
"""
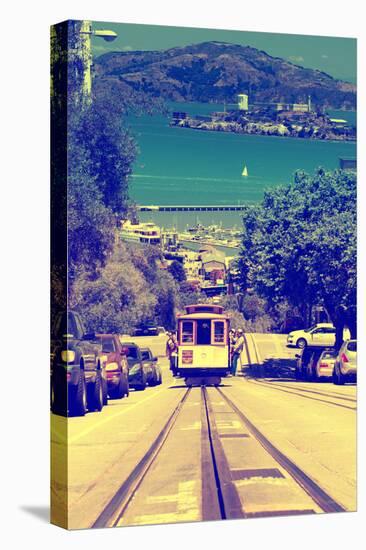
[138, 205, 247, 212]
[120, 220, 161, 246]
[238, 94, 249, 111]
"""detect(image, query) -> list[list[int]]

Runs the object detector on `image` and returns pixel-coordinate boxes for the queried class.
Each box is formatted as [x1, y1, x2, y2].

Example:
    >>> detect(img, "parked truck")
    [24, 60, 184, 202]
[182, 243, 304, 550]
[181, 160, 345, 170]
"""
[51, 311, 108, 416]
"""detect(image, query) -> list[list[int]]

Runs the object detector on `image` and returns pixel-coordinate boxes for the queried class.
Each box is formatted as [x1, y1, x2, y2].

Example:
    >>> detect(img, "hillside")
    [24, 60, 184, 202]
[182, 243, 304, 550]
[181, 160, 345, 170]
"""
[94, 41, 356, 110]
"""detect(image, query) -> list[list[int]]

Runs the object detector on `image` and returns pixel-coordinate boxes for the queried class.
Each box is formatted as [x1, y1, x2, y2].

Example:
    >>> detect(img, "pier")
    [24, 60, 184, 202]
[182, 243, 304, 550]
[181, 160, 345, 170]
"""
[138, 205, 247, 212]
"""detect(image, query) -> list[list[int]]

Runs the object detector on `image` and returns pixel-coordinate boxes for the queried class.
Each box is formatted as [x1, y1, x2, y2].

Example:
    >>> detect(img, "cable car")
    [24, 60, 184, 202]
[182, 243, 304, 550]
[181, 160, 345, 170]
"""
[176, 304, 230, 386]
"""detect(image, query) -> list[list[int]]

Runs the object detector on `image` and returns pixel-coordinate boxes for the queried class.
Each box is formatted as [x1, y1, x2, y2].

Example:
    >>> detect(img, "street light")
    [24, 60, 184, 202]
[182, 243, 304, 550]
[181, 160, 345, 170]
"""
[78, 21, 118, 101]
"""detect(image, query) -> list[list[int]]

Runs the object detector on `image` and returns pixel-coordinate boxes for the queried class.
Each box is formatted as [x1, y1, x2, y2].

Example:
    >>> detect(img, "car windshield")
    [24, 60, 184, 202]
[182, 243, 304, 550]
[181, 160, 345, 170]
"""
[141, 351, 150, 360]
[304, 325, 317, 333]
[125, 347, 138, 359]
[322, 351, 337, 359]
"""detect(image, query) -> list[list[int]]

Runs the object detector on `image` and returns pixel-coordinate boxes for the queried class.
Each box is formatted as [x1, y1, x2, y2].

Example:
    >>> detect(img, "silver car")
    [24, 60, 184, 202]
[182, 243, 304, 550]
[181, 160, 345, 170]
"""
[314, 349, 337, 380]
[333, 340, 357, 385]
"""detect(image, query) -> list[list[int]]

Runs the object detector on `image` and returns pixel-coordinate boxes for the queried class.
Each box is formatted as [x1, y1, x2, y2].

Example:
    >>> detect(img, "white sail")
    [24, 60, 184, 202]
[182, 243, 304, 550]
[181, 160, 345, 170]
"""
[242, 165, 248, 177]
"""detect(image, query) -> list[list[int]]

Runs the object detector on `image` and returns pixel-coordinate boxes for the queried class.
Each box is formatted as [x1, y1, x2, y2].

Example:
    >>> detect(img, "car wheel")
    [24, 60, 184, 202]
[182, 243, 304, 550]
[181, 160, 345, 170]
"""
[52, 376, 67, 416]
[333, 364, 345, 385]
[69, 373, 87, 417]
[135, 379, 146, 391]
[110, 374, 125, 399]
[123, 375, 129, 397]
[102, 378, 108, 405]
[88, 371, 104, 411]
[150, 371, 158, 387]
[297, 338, 307, 349]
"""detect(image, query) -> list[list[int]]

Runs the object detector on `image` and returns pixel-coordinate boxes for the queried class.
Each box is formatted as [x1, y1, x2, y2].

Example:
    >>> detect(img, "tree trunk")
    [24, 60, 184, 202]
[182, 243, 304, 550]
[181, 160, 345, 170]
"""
[333, 305, 347, 351]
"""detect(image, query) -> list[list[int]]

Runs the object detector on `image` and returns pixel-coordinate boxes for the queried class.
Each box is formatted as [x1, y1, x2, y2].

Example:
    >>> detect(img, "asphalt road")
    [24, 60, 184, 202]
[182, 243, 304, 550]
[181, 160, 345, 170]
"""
[51, 333, 356, 529]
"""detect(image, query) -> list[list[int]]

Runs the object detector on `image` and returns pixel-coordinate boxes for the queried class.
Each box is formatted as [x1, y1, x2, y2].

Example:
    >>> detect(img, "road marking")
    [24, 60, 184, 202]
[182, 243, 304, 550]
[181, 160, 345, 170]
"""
[129, 480, 200, 525]
[217, 420, 242, 430]
[235, 477, 289, 487]
[67, 387, 170, 444]
[180, 421, 201, 431]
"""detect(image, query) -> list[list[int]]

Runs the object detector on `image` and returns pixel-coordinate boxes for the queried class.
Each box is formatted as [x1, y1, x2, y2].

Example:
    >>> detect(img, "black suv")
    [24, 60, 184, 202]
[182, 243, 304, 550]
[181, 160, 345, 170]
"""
[51, 311, 107, 416]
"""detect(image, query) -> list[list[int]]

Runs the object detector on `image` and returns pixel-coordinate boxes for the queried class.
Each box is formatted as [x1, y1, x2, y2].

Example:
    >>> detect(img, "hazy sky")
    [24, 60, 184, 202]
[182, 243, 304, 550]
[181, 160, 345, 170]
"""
[91, 21, 356, 84]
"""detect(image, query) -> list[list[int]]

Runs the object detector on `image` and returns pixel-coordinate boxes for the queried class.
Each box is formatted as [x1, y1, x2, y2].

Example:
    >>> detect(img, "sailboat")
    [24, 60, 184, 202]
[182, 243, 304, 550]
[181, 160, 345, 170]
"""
[242, 165, 248, 177]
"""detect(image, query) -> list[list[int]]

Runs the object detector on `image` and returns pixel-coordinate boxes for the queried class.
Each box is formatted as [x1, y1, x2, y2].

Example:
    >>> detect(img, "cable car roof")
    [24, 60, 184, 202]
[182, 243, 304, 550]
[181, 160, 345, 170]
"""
[177, 313, 229, 320]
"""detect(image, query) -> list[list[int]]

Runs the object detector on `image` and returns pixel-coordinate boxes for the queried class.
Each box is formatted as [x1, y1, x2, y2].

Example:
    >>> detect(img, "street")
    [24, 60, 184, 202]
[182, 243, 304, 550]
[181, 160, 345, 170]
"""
[51, 333, 356, 529]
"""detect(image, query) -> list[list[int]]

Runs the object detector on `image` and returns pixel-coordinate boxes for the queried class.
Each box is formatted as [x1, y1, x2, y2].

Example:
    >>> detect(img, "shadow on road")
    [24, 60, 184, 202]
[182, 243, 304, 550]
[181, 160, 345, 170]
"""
[242, 358, 297, 381]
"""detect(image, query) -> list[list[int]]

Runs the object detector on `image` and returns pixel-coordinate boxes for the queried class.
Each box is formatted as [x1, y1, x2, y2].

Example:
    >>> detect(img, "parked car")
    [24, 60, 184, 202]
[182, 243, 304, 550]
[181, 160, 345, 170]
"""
[134, 323, 159, 336]
[287, 323, 350, 349]
[295, 345, 335, 381]
[120, 341, 149, 391]
[51, 311, 107, 416]
[97, 334, 129, 399]
[140, 347, 162, 386]
[314, 349, 338, 380]
[333, 340, 357, 385]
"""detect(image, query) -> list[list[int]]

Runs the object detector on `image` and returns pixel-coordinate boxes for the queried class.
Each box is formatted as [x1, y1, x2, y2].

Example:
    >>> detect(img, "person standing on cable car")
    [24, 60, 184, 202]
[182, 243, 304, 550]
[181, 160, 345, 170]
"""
[166, 331, 178, 375]
[231, 328, 244, 376]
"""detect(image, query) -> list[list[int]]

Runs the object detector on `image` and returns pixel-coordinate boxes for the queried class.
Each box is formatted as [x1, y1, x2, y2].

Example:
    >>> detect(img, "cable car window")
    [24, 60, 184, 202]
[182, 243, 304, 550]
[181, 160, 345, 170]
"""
[213, 321, 225, 343]
[182, 321, 194, 343]
[197, 320, 211, 345]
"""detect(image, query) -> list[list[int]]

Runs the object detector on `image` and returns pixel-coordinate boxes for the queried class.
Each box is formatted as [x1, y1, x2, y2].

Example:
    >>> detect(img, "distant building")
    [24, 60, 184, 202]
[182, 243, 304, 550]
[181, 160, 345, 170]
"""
[292, 103, 310, 112]
[200, 249, 226, 283]
[238, 94, 249, 111]
[276, 96, 311, 113]
[162, 230, 179, 250]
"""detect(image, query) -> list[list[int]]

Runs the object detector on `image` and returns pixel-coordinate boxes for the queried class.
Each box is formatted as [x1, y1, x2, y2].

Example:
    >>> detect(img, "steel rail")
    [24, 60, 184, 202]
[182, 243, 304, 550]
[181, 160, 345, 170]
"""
[202, 387, 245, 520]
[216, 387, 347, 514]
[249, 379, 356, 410]
[243, 332, 356, 410]
[92, 388, 191, 528]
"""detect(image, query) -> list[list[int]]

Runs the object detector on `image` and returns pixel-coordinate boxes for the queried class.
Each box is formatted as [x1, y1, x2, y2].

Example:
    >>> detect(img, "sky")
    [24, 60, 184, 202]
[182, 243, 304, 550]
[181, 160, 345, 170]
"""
[91, 21, 357, 84]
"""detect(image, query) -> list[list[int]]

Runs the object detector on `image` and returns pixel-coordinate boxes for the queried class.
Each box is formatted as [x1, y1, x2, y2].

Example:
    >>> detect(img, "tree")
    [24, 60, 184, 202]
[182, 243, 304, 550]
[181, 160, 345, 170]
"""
[70, 243, 180, 334]
[239, 168, 356, 346]
[168, 260, 187, 283]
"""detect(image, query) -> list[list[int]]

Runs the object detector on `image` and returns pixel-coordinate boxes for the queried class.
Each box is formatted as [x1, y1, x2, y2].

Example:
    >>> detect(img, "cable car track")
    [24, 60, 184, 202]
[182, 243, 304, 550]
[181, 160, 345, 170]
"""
[92, 387, 192, 528]
[243, 333, 356, 411]
[92, 381, 346, 528]
[248, 379, 356, 411]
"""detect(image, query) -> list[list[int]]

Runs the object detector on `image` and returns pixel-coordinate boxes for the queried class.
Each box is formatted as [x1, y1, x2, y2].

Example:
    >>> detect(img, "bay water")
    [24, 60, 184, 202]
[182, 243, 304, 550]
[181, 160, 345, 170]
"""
[126, 102, 356, 230]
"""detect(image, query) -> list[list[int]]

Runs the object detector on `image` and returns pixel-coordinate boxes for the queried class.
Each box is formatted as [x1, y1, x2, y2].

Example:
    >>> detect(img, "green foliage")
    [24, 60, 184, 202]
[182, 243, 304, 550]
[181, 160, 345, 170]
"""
[168, 260, 187, 283]
[70, 243, 179, 334]
[68, 100, 136, 215]
[239, 169, 356, 337]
